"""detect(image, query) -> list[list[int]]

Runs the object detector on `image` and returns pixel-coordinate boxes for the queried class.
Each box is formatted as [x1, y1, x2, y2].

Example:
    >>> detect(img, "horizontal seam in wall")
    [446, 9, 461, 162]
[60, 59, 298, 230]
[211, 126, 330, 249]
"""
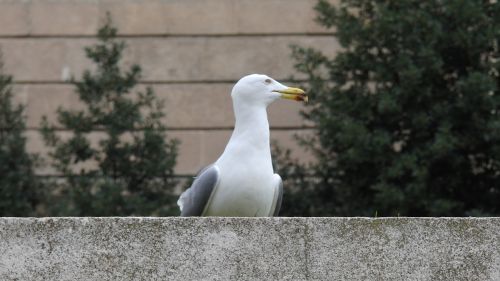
[0, 33, 334, 39]
[34, 174, 318, 179]
[12, 79, 311, 85]
[23, 127, 316, 131]
[34, 174, 197, 179]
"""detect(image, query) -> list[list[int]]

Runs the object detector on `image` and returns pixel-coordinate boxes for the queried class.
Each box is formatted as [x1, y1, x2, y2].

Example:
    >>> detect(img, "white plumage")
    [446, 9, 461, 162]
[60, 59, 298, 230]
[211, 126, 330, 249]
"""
[178, 74, 306, 217]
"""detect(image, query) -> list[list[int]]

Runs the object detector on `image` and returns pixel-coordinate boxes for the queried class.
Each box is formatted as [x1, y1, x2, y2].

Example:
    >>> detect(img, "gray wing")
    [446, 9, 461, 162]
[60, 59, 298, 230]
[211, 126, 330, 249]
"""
[272, 176, 283, 217]
[178, 165, 220, 216]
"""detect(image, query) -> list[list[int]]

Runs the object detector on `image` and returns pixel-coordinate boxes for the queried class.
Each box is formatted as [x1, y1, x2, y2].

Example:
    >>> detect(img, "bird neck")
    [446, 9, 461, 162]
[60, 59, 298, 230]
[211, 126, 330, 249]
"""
[231, 102, 270, 147]
[215, 100, 274, 174]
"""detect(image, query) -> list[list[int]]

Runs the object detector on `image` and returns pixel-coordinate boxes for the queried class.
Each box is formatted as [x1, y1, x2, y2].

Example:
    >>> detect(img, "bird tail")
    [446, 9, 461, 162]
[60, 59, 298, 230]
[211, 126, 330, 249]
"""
[177, 188, 191, 211]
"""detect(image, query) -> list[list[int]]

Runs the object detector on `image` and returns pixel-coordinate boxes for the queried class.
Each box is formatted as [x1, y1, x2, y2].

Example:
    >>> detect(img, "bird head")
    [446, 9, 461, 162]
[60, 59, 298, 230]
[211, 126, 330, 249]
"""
[231, 74, 307, 106]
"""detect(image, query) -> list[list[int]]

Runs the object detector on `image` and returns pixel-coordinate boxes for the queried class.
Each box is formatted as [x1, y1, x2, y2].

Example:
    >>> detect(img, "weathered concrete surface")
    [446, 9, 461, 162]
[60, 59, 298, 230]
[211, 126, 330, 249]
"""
[0, 218, 499, 280]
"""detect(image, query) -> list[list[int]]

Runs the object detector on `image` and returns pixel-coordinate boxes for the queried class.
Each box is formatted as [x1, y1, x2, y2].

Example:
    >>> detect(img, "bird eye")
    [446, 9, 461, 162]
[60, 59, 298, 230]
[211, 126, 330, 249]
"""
[264, 79, 272, 84]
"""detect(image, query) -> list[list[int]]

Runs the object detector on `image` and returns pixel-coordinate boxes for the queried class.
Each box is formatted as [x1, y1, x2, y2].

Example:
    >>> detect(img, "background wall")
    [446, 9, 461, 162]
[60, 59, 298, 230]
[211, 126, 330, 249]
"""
[0, 0, 339, 176]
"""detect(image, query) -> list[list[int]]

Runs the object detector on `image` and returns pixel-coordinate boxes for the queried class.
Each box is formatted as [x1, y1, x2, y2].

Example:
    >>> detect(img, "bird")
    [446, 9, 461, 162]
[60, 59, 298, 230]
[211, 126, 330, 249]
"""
[177, 74, 307, 217]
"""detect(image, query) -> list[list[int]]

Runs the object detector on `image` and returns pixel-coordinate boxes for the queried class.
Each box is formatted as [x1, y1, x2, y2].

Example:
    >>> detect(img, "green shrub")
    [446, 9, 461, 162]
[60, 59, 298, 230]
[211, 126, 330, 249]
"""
[279, 0, 500, 216]
[0, 54, 41, 216]
[41, 16, 179, 216]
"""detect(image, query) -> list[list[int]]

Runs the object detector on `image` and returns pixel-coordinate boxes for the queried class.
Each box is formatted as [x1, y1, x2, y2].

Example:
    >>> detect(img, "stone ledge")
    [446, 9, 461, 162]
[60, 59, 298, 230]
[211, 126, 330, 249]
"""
[0, 217, 499, 280]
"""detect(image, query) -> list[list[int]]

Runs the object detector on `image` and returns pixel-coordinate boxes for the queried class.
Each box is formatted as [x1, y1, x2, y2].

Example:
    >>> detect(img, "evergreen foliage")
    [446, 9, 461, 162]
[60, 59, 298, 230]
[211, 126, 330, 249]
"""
[280, 0, 500, 216]
[0, 53, 40, 216]
[41, 16, 179, 216]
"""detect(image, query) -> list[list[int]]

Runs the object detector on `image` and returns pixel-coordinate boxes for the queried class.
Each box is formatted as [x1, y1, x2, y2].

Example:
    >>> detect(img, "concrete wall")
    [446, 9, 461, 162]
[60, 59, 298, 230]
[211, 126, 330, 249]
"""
[0, 217, 499, 280]
[0, 0, 339, 176]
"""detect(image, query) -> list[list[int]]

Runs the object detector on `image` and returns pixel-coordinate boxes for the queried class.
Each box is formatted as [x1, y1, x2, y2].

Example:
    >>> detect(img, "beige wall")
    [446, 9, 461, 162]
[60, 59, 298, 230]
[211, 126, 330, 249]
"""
[0, 0, 339, 175]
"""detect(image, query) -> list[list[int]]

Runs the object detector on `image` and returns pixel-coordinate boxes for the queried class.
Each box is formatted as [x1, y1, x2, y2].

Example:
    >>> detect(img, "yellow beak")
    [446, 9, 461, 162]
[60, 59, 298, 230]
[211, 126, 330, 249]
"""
[273, 87, 308, 103]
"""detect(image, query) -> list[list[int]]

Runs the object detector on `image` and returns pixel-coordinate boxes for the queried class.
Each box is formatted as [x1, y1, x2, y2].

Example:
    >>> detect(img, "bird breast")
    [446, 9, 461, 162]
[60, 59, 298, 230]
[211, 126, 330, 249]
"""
[205, 147, 276, 216]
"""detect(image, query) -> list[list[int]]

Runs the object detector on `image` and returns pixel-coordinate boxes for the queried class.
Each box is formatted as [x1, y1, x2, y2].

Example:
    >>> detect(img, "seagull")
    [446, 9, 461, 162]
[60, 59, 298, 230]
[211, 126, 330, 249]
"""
[177, 74, 307, 217]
